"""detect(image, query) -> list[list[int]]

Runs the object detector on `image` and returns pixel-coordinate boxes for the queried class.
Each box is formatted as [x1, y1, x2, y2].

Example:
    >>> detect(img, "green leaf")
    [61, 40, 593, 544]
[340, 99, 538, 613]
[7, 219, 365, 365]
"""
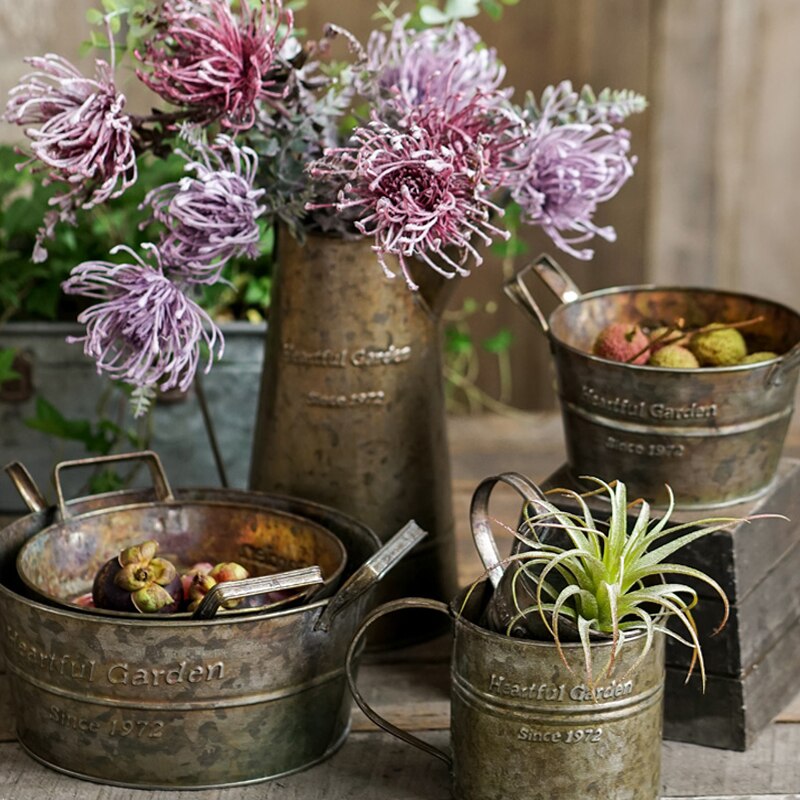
[86, 8, 105, 24]
[89, 468, 125, 495]
[480, 0, 503, 20]
[0, 348, 20, 385]
[490, 236, 528, 258]
[445, 327, 473, 355]
[482, 328, 513, 354]
[24, 396, 115, 454]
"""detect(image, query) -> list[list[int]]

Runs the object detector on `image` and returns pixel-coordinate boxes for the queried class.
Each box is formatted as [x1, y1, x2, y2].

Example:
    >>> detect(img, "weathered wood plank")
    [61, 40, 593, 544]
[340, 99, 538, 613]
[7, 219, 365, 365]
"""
[1, 723, 799, 800]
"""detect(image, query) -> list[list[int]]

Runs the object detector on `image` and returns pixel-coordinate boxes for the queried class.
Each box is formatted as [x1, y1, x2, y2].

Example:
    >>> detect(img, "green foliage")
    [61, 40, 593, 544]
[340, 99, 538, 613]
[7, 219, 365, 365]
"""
[0, 347, 20, 387]
[0, 145, 274, 324]
[374, 0, 518, 28]
[24, 392, 150, 494]
[25, 396, 140, 455]
[525, 84, 648, 126]
[444, 298, 515, 414]
[493, 479, 783, 686]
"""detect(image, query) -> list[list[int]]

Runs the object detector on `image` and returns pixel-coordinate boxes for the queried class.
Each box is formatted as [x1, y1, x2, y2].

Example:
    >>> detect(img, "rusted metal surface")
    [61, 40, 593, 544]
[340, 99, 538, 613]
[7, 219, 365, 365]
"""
[0, 478, 416, 788]
[347, 584, 665, 800]
[506, 257, 800, 507]
[250, 229, 458, 644]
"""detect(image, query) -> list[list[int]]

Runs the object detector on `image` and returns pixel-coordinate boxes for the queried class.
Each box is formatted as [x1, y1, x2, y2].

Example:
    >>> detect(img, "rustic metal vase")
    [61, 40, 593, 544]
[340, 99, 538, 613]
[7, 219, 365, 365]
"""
[347, 584, 665, 800]
[250, 228, 458, 644]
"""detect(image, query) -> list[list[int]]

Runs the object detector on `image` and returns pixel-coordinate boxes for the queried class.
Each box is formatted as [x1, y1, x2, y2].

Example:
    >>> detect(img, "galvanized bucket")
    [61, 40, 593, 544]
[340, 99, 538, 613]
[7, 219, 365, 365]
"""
[0, 464, 425, 789]
[505, 256, 800, 507]
[346, 584, 665, 800]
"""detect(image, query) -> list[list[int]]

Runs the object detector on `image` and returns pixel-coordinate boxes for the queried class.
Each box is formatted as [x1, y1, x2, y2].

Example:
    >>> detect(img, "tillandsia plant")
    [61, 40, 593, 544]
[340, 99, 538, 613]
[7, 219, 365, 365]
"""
[485, 477, 783, 687]
[4, 0, 646, 415]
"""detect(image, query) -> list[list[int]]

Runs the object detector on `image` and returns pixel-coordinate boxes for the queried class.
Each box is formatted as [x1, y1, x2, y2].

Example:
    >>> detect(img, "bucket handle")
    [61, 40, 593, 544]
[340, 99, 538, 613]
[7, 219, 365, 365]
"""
[314, 520, 427, 633]
[503, 254, 582, 334]
[345, 597, 452, 767]
[766, 341, 800, 388]
[53, 450, 174, 520]
[4, 461, 48, 513]
[471, 472, 550, 589]
[192, 566, 324, 620]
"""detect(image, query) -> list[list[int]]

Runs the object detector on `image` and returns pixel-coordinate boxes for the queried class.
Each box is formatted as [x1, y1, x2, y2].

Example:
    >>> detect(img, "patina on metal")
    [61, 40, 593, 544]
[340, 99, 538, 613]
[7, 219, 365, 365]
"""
[0, 465, 425, 789]
[14, 451, 347, 617]
[347, 585, 664, 800]
[505, 255, 800, 508]
[250, 228, 458, 644]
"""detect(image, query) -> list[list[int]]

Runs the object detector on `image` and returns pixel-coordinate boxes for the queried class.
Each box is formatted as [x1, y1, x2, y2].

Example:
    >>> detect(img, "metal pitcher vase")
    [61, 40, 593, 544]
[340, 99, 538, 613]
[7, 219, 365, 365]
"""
[250, 228, 458, 644]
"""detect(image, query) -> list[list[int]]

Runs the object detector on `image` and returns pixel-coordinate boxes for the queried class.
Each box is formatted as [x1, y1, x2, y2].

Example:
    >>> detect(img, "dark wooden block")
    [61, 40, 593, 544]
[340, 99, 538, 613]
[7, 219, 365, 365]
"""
[664, 608, 800, 751]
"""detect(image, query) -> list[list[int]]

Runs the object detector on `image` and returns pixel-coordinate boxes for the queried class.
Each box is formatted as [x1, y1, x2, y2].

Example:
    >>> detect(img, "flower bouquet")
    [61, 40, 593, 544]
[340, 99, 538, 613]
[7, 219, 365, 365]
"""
[4, 0, 646, 415]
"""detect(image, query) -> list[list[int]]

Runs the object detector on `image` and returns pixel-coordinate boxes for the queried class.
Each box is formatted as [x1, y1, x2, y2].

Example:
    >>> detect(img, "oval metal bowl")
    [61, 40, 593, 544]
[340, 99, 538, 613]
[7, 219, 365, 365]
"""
[14, 452, 347, 618]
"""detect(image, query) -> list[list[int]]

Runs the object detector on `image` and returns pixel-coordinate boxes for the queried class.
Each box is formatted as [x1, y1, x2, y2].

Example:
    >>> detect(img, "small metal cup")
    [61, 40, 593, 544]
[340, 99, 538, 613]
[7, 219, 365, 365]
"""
[346, 584, 664, 800]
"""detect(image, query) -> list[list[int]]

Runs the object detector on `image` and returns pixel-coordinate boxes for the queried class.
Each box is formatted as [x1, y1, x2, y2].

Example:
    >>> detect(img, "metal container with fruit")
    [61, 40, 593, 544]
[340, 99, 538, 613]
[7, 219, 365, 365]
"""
[0, 451, 424, 789]
[506, 256, 800, 507]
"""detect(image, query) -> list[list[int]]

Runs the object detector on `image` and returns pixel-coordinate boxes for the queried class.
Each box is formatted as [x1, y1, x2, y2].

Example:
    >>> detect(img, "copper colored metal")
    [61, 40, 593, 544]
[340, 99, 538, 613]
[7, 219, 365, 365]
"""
[0, 462, 424, 788]
[505, 256, 800, 507]
[347, 584, 664, 800]
[250, 229, 458, 644]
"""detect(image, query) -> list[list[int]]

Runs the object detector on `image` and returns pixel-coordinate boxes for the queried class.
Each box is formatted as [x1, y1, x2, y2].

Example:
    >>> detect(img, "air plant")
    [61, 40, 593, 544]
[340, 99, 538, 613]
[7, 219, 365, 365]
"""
[489, 477, 783, 687]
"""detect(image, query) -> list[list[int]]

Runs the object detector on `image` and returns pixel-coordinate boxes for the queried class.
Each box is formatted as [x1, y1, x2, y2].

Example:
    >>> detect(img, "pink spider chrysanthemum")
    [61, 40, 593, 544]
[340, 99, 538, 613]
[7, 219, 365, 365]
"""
[62, 244, 224, 410]
[4, 55, 137, 261]
[363, 18, 509, 118]
[143, 135, 266, 284]
[136, 0, 292, 132]
[308, 110, 509, 290]
[507, 83, 637, 260]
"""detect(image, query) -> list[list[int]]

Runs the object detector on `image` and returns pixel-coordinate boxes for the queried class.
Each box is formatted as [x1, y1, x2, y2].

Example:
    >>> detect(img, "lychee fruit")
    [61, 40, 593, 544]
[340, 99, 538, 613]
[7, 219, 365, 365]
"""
[593, 323, 650, 365]
[740, 351, 779, 364]
[689, 324, 747, 366]
[648, 326, 689, 353]
[648, 345, 700, 369]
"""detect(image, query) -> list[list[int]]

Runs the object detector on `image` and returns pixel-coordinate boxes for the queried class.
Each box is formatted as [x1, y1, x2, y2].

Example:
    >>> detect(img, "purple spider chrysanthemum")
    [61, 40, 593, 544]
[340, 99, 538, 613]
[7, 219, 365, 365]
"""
[308, 111, 509, 290]
[136, 0, 291, 132]
[4, 55, 137, 261]
[363, 18, 508, 118]
[507, 83, 636, 260]
[143, 136, 266, 284]
[62, 244, 224, 409]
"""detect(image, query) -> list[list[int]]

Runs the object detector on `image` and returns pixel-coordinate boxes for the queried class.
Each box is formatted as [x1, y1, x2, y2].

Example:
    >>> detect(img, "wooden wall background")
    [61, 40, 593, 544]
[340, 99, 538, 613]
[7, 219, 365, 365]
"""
[1, 0, 798, 409]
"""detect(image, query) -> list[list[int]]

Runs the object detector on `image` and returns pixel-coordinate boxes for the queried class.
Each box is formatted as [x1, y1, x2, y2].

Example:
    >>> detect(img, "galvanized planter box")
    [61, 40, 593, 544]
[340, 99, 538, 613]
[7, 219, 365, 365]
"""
[0, 321, 266, 513]
[544, 459, 800, 751]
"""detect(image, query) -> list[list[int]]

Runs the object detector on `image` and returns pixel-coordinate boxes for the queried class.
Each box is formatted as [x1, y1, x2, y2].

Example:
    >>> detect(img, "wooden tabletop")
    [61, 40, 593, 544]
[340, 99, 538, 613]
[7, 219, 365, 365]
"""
[1, 410, 799, 799]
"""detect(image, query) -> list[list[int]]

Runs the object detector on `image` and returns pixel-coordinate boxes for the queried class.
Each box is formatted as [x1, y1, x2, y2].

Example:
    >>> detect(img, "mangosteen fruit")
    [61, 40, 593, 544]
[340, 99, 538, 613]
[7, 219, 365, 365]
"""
[92, 540, 183, 614]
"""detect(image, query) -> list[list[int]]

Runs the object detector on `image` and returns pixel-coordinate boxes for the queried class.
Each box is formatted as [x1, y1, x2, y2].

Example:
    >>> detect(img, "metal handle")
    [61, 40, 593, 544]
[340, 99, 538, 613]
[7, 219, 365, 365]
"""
[766, 341, 800, 388]
[345, 597, 452, 767]
[314, 520, 428, 633]
[471, 472, 550, 589]
[54, 451, 174, 520]
[4, 461, 48, 513]
[503, 254, 582, 334]
[192, 566, 324, 620]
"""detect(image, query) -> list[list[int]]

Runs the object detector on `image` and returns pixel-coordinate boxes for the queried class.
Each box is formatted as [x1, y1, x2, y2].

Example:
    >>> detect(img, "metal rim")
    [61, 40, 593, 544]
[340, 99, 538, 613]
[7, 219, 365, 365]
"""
[450, 583, 649, 652]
